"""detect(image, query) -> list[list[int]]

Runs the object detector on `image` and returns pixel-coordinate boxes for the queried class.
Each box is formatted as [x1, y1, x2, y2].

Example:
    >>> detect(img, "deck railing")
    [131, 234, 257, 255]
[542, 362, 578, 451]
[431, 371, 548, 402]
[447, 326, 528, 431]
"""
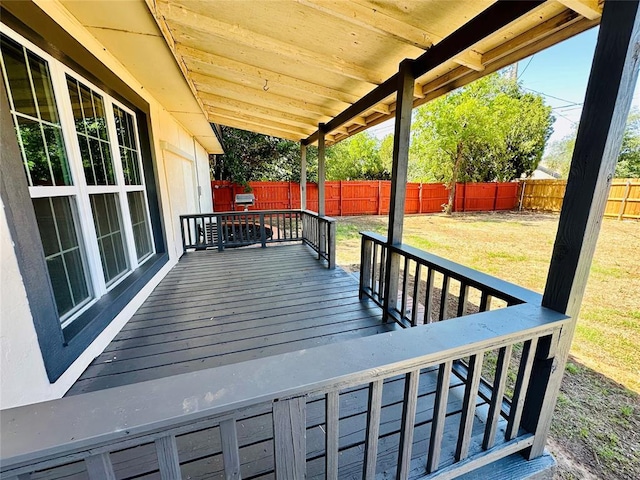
[0, 303, 567, 480]
[180, 209, 336, 268]
[359, 231, 541, 327]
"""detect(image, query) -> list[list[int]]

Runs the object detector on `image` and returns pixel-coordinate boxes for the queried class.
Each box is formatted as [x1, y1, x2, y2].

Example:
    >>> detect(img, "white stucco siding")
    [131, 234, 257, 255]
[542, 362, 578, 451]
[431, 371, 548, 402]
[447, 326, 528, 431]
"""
[0, 5, 216, 408]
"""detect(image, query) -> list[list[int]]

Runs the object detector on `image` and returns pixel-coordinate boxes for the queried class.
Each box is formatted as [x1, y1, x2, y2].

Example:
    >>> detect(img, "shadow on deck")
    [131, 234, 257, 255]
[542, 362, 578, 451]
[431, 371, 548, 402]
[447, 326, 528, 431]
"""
[69, 244, 396, 395]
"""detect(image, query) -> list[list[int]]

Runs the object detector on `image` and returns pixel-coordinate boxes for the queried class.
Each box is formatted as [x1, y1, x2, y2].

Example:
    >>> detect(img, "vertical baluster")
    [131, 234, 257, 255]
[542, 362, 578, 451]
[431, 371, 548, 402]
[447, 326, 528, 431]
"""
[363, 380, 383, 480]
[400, 256, 410, 321]
[325, 391, 340, 479]
[427, 360, 452, 473]
[360, 237, 372, 299]
[483, 345, 513, 450]
[455, 352, 484, 461]
[378, 246, 386, 305]
[423, 268, 435, 324]
[244, 214, 249, 243]
[155, 434, 182, 479]
[85, 452, 116, 480]
[479, 292, 493, 312]
[411, 263, 422, 326]
[216, 214, 224, 251]
[273, 397, 307, 480]
[506, 337, 538, 440]
[371, 243, 379, 296]
[328, 220, 336, 269]
[439, 275, 451, 321]
[397, 370, 420, 479]
[456, 282, 469, 317]
[277, 212, 281, 241]
[295, 211, 299, 239]
[220, 418, 242, 480]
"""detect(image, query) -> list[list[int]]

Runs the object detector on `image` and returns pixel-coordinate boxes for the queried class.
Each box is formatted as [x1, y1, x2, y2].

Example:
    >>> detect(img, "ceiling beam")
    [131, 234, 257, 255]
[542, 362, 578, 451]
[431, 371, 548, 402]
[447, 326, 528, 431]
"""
[207, 109, 314, 138]
[556, 0, 602, 20]
[200, 93, 323, 127]
[159, 1, 385, 84]
[206, 106, 316, 134]
[453, 50, 485, 71]
[177, 45, 362, 104]
[303, 0, 545, 145]
[193, 76, 343, 118]
[296, 0, 436, 50]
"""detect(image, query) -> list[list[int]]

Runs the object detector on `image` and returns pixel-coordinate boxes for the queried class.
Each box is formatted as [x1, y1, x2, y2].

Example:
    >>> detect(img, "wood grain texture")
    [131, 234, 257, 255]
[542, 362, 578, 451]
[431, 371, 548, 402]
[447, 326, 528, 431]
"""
[273, 397, 307, 479]
[155, 435, 181, 480]
[84, 453, 115, 480]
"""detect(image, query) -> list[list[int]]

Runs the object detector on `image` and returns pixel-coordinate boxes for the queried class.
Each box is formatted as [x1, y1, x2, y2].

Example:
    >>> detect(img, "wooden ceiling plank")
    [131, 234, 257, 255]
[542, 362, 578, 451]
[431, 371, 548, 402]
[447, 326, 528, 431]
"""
[207, 110, 314, 137]
[556, 0, 602, 20]
[159, 1, 385, 84]
[208, 115, 303, 141]
[193, 76, 343, 118]
[208, 106, 316, 133]
[200, 92, 328, 126]
[296, 0, 437, 50]
[177, 45, 361, 104]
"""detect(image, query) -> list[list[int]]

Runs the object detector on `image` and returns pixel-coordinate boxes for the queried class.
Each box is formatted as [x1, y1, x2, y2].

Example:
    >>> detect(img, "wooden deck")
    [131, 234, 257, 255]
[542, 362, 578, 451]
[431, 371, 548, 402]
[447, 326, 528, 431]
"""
[69, 244, 395, 395]
[51, 244, 549, 480]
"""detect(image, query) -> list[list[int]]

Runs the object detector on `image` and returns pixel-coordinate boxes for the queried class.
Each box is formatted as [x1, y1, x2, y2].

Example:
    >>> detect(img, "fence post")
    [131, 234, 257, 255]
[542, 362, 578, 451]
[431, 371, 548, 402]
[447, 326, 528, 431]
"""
[378, 180, 382, 215]
[618, 179, 632, 220]
[519, 180, 526, 211]
[340, 180, 343, 216]
[493, 183, 499, 211]
[419, 183, 423, 214]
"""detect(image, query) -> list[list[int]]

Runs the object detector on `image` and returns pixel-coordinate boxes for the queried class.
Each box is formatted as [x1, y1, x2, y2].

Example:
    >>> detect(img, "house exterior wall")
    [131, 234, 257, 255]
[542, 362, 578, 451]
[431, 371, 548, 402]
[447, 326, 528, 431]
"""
[0, 3, 214, 409]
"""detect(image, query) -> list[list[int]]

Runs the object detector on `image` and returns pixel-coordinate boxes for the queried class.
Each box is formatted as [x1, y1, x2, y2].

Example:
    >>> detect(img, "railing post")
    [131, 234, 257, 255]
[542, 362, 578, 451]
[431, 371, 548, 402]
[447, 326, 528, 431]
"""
[260, 213, 267, 248]
[328, 219, 336, 269]
[216, 214, 224, 252]
[180, 216, 186, 254]
[359, 235, 372, 299]
[318, 216, 325, 261]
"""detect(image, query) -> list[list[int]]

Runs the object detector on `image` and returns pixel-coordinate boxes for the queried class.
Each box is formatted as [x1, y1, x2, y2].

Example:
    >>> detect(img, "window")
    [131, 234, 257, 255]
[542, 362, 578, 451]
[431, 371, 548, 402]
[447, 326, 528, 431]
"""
[1, 27, 155, 326]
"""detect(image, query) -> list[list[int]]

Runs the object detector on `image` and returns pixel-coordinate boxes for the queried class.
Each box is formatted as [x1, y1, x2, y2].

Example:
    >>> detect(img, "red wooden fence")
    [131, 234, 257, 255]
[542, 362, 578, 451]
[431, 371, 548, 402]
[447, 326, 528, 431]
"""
[211, 180, 519, 216]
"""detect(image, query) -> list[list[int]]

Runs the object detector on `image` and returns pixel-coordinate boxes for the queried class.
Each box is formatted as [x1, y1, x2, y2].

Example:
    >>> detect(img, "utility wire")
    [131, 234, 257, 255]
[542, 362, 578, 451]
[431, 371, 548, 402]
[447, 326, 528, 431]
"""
[517, 55, 534, 80]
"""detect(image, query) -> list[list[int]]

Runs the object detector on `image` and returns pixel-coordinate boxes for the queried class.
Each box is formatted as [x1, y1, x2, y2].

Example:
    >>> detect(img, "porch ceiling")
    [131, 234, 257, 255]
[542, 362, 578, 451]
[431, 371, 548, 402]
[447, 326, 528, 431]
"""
[65, 1, 601, 146]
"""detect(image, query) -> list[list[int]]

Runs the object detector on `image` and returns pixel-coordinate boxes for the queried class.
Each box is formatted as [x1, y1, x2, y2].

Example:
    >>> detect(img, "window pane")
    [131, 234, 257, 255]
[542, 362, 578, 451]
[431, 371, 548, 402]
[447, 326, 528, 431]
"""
[1, 34, 36, 117]
[17, 116, 51, 185]
[90, 193, 129, 284]
[128, 191, 153, 261]
[113, 106, 142, 185]
[32, 197, 91, 319]
[2, 35, 72, 187]
[27, 51, 58, 123]
[67, 76, 115, 186]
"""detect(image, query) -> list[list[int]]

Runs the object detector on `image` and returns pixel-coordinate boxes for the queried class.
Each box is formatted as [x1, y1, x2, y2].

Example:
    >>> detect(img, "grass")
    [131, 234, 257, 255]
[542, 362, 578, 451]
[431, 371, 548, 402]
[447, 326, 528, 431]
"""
[334, 211, 640, 479]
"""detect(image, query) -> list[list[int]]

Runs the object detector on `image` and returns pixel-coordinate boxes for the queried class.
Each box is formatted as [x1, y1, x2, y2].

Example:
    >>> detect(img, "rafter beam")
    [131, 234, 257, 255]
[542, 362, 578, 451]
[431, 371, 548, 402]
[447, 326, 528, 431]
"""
[200, 93, 322, 127]
[296, 0, 437, 50]
[207, 112, 308, 141]
[371, 103, 390, 115]
[557, 0, 602, 20]
[206, 106, 316, 134]
[207, 110, 314, 138]
[158, 1, 385, 84]
[453, 50, 485, 71]
[177, 45, 361, 104]
[193, 75, 343, 118]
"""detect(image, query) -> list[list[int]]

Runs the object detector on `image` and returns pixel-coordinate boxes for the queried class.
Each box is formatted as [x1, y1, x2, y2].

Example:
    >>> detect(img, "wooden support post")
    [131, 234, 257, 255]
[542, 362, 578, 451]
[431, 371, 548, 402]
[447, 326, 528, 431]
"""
[318, 125, 326, 217]
[523, 0, 640, 459]
[383, 59, 415, 320]
[418, 182, 423, 214]
[300, 143, 307, 211]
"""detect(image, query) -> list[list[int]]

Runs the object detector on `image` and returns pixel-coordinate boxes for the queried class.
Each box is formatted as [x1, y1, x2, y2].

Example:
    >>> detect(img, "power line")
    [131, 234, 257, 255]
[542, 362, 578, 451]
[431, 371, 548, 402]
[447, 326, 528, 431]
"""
[517, 56, 534, 80]
[523, 87, 581, 106]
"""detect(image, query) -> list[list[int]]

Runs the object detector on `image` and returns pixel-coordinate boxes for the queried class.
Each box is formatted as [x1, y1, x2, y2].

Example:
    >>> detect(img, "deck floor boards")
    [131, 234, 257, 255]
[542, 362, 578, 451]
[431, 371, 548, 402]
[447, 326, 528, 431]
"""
[48, 244, 516, 480]
[68, 244, 395, 396]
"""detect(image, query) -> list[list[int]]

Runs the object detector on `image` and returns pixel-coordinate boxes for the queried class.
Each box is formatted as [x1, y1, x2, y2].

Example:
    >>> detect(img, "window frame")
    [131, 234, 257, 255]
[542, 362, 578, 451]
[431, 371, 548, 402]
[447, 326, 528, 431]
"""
[0, 13, 168, 383]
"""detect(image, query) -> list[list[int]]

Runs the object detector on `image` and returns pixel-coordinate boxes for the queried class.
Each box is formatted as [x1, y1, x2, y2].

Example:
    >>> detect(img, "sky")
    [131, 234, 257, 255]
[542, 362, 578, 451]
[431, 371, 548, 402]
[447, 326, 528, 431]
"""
[369, 26, 640, 147]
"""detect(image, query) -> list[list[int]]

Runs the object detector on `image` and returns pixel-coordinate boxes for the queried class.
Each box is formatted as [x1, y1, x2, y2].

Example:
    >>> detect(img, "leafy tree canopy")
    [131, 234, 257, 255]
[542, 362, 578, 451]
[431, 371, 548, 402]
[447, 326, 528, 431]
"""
[326, 131, 390, 180]
[211, 126, 317, 185]
[541, 108, 640, 179]
[409, 73, 554, 213]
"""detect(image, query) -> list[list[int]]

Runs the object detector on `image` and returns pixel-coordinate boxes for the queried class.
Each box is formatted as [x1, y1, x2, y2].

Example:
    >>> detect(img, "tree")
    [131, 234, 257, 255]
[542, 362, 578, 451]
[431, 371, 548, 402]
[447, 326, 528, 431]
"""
[211, 126, 317, 185]
[325, 131, 389, 180]
[410, 73, 553, 213]
[541, 108, 640, 179]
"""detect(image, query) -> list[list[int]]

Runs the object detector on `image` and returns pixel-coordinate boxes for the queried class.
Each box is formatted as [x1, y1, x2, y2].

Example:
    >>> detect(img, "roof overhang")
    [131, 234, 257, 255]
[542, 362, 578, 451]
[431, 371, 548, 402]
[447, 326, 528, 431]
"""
[63, 0, 602, 148]
[59, 0, 224, 153]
